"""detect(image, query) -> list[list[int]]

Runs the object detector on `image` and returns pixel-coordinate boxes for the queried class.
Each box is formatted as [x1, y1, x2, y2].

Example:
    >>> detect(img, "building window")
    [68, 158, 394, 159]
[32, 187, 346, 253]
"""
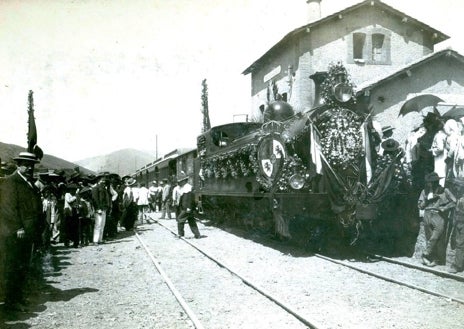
[348, 29, 391, 65]
[372, 33, 386, 62]
[353, 32, 366, 60]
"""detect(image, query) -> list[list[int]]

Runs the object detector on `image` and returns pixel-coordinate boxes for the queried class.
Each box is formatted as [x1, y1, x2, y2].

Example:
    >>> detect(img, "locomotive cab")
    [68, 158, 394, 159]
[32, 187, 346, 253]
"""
[198, 122, 262, 156]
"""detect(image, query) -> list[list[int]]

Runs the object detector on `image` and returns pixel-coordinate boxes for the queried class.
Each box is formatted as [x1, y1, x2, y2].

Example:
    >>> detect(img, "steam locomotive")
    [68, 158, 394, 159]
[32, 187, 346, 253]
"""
[194, 63, 418, 254]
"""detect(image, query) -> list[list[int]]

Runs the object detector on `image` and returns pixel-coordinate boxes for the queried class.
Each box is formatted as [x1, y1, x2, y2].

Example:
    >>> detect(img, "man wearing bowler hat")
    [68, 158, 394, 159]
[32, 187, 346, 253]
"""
[0, 151, 43, 310]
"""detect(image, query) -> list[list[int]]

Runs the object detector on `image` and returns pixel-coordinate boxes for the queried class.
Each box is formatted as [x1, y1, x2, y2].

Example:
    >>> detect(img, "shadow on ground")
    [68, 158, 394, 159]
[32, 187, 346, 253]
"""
[0, 227, 137, 328]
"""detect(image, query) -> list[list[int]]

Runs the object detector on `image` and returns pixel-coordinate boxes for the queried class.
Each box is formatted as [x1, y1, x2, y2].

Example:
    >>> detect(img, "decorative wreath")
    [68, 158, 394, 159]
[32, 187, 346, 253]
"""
[317, 108, 364, 168]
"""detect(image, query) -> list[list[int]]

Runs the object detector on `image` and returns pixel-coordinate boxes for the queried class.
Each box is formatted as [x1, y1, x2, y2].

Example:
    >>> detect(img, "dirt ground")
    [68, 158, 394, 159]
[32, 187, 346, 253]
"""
[1, 214, 463, 329]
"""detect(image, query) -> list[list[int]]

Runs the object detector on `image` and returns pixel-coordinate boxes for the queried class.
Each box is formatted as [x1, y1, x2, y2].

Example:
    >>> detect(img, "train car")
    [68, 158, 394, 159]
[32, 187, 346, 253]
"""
[195, 63, 418, 254]
[135, 148, 197, 186]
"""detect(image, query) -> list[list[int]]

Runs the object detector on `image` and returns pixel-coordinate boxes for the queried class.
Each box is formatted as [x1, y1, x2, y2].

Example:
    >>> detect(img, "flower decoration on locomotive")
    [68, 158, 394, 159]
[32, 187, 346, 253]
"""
[320, 61, 356, 108]
[200, 144, 259, 180]
[315, 62, 364, 169]
[316, 108, 364, 169]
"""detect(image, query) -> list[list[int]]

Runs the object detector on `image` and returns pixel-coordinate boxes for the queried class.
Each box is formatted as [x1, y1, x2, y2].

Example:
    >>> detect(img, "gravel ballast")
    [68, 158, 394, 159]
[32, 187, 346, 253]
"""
[2, 214, 464, 329]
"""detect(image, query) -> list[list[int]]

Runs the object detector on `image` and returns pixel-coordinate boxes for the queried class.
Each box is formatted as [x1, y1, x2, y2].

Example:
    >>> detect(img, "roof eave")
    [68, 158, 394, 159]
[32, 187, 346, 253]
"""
[242, 0, 449, 75]
[355, 49, 464, 95]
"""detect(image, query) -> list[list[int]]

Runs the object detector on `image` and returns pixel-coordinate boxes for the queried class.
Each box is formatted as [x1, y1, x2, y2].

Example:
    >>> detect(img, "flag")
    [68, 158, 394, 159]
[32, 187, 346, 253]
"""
[27, 90, 37, 153]
[361, 121, 372, 183]
[319, 152, 347, 214]
[26, 90, 44, 160]
[310, 123, 323, 174]
[368, 159, 396, 203]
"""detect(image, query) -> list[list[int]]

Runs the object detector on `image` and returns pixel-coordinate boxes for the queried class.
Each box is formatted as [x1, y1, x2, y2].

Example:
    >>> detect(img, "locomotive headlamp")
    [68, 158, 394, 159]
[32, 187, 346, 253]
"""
[289, 173, 305, 190]
[332, 83, 353, 103]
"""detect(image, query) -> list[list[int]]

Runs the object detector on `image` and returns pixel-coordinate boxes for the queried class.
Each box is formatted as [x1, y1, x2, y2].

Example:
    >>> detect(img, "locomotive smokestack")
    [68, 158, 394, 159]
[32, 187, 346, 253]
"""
[310, 71, 328, 107]
[306, 0, 322, 23]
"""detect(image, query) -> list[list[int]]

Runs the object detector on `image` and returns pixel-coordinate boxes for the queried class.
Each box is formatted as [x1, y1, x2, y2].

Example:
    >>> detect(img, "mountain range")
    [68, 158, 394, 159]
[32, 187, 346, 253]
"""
[75, 148, 156, 176]
[0, 141, 156, 177]
[0, 141, 94, 175]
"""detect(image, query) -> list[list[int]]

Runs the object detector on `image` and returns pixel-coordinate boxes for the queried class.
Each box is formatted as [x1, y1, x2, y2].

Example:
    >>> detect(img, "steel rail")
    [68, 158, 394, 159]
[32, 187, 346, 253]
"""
[148, 216, 322, 329]
[315, 253, 464, 305]
[134, 230, 205, 329]
[368, 253, 464, 282]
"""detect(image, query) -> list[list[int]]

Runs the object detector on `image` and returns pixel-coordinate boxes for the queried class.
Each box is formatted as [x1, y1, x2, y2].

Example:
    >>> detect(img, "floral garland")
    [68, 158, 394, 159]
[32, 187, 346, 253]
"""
[275, 155, 308, 192]
[320, 61, 356, 108]
[200, 144, 259, 180]
[256, 174, 274, 191]
[199, 136, 310, 192]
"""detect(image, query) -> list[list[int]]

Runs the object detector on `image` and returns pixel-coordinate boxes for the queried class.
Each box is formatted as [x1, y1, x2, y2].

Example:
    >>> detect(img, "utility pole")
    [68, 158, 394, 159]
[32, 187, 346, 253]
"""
[155, 134, 158, 159]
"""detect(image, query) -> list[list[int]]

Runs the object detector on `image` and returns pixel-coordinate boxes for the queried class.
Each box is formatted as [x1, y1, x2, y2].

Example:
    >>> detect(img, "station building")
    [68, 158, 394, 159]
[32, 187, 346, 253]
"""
[243, 0, 464, 143]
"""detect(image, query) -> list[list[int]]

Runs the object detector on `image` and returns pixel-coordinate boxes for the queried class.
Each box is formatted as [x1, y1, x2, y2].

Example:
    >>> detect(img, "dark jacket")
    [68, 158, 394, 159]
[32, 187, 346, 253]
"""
[177, 188, 195, 220]
[0, 171, 42, 238]
[91, 183, 111, 211]
[0, 171, 43, 296]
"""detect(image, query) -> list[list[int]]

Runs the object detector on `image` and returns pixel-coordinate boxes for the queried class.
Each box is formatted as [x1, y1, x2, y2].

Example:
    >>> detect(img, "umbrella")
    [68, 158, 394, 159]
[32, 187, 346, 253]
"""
[398, 94, 444, 117]
[442, 106, 464, 119]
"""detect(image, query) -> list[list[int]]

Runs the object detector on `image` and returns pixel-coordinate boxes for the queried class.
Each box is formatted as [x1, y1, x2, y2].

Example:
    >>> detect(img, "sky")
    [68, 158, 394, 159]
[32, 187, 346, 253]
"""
[1, 0, 463, 162]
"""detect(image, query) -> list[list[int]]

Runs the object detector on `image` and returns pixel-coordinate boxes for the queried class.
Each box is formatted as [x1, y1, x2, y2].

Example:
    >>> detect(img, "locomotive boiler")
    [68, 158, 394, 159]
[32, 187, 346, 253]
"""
[195, 63, 417, 254]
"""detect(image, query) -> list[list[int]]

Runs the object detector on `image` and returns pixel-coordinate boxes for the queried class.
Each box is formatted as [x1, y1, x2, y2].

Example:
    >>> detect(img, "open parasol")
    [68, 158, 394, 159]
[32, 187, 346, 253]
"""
[442, 106, 464, 120]
[398, 94, 444, 117]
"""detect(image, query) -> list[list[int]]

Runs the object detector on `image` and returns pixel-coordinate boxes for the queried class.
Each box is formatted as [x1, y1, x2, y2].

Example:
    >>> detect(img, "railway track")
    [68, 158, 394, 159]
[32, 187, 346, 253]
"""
[368, 254, 464, 282]
[136, 215, 464, 328]
[314, 253, 464, 305]
[198, 215, 464, 305]
[136, 215, 321, 329]
[197, 215, 464, 305]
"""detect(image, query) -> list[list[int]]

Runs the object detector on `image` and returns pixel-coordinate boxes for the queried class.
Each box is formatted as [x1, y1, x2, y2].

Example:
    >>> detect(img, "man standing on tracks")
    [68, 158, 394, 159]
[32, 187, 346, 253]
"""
[176, 172, 204, 239]
[0, 151, 43, 311]
[159, 178, 172, 219]
[418, 172, 456, 267]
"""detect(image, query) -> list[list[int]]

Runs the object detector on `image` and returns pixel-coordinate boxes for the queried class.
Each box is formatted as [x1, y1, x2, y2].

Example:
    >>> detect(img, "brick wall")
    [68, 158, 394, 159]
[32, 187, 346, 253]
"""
[247, 5, 435, 122]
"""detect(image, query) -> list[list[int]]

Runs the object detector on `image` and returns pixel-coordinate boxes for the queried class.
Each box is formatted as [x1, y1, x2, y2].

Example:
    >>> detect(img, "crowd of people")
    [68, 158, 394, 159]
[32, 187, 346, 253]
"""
[401, 112, 464, 274]
[1, 109, 464, 312]
[0, 151, 203, 311]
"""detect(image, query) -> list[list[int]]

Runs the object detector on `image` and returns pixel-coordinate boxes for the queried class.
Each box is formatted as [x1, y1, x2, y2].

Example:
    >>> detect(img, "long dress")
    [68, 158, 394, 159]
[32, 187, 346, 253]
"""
[452, 135, 464, 178]
[431, 130, 448, 186]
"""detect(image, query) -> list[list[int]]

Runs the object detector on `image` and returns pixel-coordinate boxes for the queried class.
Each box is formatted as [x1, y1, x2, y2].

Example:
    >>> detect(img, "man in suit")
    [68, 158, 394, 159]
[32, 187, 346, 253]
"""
[0, 151, 43, 311]
[176, 173, 204, 239]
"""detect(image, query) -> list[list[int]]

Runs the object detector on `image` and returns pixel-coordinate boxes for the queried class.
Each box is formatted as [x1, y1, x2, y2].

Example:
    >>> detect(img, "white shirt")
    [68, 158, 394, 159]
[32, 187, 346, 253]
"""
[64, 192, 77, 211]
[137, 186, 150, 206]
[172, 185, 181, 206]
[179, 183, 192, 196]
